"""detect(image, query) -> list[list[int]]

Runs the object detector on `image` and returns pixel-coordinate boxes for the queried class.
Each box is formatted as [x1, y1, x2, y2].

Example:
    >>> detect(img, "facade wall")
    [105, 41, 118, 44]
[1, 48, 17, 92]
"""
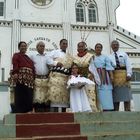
[0, 26, 12, 81]
[3, 0, 14, 20]
[21, 27, 63, 54]
[4, 0, 63, 23]
[69, 0, 108, 26]
[19, 0, 63, 23]
[71, 29, 110, 55]
[0, 0, 140, 82]
[114, 27, 140, 69]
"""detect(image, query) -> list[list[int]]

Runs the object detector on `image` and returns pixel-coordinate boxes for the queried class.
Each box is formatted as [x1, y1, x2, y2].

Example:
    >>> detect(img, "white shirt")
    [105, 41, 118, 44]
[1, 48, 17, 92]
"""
[47, 49, 67, 60]
[110, 51, 132, 77]
[30, 53, 55, 75]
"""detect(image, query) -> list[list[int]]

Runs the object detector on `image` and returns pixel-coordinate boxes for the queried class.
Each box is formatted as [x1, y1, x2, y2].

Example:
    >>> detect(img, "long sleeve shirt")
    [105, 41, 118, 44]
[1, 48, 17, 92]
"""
[12, 52, 35, 87]
[12, 52, 35, 74]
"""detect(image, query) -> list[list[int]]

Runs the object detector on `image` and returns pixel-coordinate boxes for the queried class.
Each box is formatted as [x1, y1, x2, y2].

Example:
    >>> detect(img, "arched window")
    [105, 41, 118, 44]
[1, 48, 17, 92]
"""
[88, 4, 97, 22]
[0, 1, 4, 17]
[76, 3, 85, 22]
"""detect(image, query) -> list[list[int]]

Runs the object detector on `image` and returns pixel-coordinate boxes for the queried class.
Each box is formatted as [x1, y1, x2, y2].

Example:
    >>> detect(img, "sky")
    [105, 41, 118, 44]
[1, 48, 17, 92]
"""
[116, 0, 140, 36]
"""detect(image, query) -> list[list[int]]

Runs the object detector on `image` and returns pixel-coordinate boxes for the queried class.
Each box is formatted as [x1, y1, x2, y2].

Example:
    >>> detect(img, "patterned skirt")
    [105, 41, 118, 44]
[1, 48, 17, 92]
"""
[34, 78, 49, 104]
[85, 85, 98, 112]
[113, 70, 130, 87]
[46, 72, 69, 107]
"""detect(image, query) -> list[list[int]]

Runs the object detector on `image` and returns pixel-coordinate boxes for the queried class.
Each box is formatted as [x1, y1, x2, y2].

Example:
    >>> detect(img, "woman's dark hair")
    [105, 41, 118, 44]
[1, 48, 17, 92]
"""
[18, 41, 27, 49]
[71, 62, 79, 68]
[70, 63, 79, 74]
[60, 39, 67, 44]
[95, 43, 103, 49]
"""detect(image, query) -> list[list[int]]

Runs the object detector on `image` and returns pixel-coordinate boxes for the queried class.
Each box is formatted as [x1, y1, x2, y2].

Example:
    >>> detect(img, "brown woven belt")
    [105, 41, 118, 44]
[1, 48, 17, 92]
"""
[35, 75, 48, 79]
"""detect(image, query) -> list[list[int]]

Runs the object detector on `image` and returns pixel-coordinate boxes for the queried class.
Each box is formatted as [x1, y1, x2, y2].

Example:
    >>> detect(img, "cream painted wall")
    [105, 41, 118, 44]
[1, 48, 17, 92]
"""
[21, 27, 63, 55]
[0, 27, 12, 81]
[1, 0, 140, 82]
[71, 30, 110, 55]
[19, 0, 63, 23]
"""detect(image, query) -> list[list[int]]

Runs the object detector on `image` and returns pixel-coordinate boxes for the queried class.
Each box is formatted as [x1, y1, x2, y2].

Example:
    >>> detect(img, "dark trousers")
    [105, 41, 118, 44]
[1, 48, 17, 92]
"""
[50, 107, 66, 112]
[11, 103, 16, 113]
[114, 101, 131, 111]
[14, 83, 33, 113]
[34, 102, 50, 112]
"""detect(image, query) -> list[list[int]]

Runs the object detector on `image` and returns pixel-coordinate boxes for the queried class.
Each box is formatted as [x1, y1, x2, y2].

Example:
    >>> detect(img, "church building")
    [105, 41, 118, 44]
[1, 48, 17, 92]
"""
[0, 0, 140, 83]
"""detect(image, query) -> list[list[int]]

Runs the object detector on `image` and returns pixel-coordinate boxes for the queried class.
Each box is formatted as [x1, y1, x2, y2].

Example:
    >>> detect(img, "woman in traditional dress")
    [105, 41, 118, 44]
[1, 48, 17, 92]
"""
[92, 43, 114, 111]
[67, 63, 94, 112]
[73, 42, 100, 111]
[12, 41, 35, 113]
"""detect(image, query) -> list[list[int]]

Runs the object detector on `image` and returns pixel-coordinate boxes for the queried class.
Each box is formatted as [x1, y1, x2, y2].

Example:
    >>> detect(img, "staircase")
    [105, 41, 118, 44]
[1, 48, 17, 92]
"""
[1, 113, 87, 140]
[75, 112, 140, 140]
[0, 112, 140, 140]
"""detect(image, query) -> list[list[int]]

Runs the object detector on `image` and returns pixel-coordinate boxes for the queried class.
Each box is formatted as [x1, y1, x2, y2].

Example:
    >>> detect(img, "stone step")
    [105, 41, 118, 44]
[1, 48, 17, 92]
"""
[0, 120, 3, 124]
[0, 124, 15, 138]
[4, 113, 74, 125]
[2, 112, 140, 139]
[88, 133, 140, 140]
[80, 121, 140, 134]
[16, 123, 80, 138]
[4, 112, 140, 125]
[74, 112, 140, 123]
[0, 135, 87, 140]
[1, 133, 140, 140]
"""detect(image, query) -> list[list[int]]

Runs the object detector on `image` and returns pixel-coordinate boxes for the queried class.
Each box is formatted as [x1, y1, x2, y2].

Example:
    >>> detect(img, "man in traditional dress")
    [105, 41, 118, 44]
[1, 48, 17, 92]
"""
[46, 39, 73, 112]
[30, 41, 55, 112]
[110, 40, 132, 111]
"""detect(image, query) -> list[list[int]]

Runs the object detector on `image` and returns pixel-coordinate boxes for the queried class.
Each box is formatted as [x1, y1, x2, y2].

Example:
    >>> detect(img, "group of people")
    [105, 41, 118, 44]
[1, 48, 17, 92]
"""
[8, 39, 132, 114]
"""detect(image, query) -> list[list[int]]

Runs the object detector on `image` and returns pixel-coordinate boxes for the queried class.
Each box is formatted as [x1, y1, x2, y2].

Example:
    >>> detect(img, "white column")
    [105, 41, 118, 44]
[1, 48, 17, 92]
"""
[62, 0, 73, 54]
[11, 0, 21, 56]
[105, 0, 115, 53]
[11, 19, 21, 55]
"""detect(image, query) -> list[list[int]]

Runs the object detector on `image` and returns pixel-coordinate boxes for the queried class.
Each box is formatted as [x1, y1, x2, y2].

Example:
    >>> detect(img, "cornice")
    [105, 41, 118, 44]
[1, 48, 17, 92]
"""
[127, 52, 140, 58]
[21, 22, 63, 29]
[0, 20, 12, 27]
[71, 24, 107, 31]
